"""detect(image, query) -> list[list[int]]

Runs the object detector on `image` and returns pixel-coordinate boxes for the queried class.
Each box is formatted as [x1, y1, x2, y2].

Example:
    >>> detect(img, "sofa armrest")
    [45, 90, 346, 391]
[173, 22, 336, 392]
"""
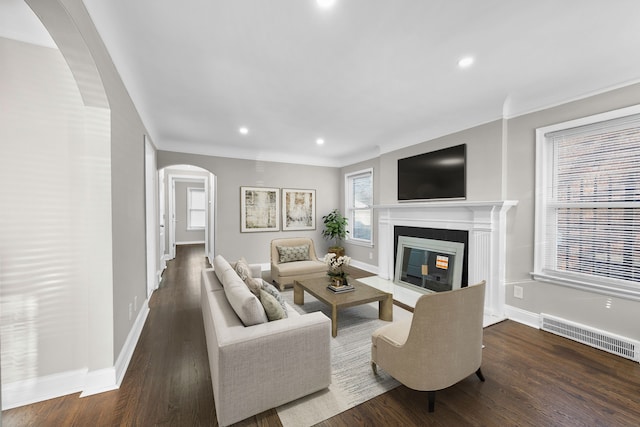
[214, 311, 331, 425]
[249, 263, 262, 279]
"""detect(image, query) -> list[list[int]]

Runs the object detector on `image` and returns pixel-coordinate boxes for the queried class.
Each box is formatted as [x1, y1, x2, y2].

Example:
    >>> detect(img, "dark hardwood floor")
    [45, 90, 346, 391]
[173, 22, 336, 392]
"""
[4, 245, 640, 426]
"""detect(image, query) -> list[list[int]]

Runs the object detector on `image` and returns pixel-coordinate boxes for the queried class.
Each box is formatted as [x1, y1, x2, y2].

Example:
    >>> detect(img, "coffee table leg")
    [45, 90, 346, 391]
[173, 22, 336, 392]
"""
[293, 281, 304, 305]
[331, 305, 338, 337]
[379, 295, 393, 321]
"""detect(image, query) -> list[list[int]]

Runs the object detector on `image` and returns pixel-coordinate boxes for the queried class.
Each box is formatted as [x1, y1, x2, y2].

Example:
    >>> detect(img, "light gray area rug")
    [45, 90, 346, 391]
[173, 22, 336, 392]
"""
[276, 290, 413, 427]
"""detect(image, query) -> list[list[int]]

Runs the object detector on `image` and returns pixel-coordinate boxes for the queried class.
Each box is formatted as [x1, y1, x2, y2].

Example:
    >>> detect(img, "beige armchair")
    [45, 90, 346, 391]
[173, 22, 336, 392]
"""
[270, 237, 327, 290]
[371, 281, 486, 412]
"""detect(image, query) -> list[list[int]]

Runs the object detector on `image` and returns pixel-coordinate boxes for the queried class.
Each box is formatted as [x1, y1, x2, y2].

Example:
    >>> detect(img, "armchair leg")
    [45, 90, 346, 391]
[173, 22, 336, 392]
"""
[371, 362, 377, 375]
[427, 391, 436, 412]
[273, 280, 284, 291]
[475, 367, 485, 382]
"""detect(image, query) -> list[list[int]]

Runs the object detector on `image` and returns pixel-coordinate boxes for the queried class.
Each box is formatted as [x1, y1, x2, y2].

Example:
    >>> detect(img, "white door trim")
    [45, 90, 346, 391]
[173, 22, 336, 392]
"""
[144, 136, 158, 298]
[167, 173, 209, 260]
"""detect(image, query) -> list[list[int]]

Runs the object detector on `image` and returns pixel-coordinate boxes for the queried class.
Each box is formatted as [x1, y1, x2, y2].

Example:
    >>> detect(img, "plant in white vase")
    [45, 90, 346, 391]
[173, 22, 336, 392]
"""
[324, 252, 351, 285]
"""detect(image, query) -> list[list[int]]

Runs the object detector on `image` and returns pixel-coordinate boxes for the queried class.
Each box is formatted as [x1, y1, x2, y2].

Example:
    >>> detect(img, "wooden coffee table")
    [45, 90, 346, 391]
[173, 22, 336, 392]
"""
[293, 277, 393, 337]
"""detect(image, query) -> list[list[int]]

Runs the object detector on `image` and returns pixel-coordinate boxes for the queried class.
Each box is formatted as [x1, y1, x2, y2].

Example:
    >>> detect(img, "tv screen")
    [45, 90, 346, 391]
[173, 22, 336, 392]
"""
[397, 144, 466, 201]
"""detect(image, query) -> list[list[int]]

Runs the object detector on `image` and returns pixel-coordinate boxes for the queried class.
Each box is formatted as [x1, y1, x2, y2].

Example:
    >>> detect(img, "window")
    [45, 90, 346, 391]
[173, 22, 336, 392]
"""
[188, 187, 206, 230]
[534, 105, 640, 299]
[345, 168, 373, 245]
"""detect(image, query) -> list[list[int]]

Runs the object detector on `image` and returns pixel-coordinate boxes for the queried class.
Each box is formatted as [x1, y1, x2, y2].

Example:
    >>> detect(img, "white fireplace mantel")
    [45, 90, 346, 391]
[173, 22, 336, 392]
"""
[372, 200, 517, 319]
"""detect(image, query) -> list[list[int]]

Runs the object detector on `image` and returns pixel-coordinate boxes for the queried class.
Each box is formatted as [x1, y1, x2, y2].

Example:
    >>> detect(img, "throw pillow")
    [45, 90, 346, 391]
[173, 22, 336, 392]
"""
[261, 281, 288, 318]
[277, 245, 310, 263]
[234, 257, 252, 281]
[245, 277, 262, 296]
[259, 289, 286, 321]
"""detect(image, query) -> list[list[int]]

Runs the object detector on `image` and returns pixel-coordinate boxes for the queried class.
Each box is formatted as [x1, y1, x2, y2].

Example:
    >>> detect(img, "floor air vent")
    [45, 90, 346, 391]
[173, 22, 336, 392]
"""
[540, 314, 639, 363]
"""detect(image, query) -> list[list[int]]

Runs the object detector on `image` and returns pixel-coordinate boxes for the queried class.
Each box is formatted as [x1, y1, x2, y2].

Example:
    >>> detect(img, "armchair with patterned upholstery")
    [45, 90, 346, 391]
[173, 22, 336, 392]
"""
[270, 237, 327, 291]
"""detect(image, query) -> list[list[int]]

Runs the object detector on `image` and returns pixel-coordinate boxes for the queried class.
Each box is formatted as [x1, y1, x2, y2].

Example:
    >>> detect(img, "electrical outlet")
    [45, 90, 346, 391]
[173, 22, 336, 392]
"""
[369, 252, 373, 260]
[129, 303, 133, 320]
[513, 285, 524, 299]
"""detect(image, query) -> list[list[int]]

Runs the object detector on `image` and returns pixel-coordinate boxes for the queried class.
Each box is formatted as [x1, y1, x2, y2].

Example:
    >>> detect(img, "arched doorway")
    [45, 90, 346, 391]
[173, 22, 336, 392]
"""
[1, 0, 116, 408]
[158, 164, 216, 267]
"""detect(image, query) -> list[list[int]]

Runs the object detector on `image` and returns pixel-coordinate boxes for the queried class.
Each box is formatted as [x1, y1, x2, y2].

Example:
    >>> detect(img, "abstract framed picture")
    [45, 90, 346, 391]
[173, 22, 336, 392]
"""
[282, 188, 316, 231]
[240, 186, 280, 232]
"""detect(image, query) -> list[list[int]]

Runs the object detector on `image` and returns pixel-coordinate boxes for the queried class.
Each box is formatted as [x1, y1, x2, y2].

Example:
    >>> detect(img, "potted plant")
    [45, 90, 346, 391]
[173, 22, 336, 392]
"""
[321, 208, 349, 256]
[323, 252, 351, 286]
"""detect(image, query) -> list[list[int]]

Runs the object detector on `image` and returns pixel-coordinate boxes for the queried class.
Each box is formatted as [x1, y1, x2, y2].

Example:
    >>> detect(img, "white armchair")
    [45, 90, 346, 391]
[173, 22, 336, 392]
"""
[371, 281, 486, 412]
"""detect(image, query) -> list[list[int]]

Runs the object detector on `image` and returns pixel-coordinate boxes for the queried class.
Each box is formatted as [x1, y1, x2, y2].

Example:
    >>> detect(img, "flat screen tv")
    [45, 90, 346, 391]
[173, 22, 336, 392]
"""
[398, 144, 466, 201]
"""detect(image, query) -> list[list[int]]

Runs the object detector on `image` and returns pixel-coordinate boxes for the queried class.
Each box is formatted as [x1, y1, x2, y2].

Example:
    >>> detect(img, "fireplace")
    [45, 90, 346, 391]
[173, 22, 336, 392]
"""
[394, 235, 466, 293]
[394, 225, 469, 289]
[373, 200, 517, 318]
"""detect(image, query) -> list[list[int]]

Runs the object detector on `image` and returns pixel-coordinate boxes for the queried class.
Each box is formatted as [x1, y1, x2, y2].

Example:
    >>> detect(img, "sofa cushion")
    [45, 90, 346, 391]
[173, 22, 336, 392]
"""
[261, 281, 288, 318]
[213, 255, 234, 286]
[277, 245, 310, 263]
[275, 259, 327, 276]
[259, 289, 287, 321]
[215, 255, 268, 326]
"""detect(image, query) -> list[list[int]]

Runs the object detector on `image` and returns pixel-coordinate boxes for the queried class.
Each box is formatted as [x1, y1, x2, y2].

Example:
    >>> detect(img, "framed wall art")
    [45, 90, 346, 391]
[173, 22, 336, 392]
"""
[240, 186, 280, 232]
[282, 188, 316, 231]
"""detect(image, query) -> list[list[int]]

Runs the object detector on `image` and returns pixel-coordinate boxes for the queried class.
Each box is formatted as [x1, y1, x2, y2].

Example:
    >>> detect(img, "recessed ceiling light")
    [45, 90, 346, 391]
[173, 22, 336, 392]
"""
[316, 138, 325, 145]
[316, 0, 336, 9]
[458, 56, 474, 68]
[239, 127, 249, 135]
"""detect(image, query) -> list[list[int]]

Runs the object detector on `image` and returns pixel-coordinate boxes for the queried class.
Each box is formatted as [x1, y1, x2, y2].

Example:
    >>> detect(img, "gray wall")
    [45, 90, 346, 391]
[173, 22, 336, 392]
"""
[502, 82, 640, 340]
[378, 120, 505, 204]
[157, 151, 340, 265]
[60, 0, 150, 359]
[0, 37, 98, 381]
[1, 0, 150, 396]
[339, 87, 640, 341]
[339, 119, 504, 271]
[174, 181, 205, 244]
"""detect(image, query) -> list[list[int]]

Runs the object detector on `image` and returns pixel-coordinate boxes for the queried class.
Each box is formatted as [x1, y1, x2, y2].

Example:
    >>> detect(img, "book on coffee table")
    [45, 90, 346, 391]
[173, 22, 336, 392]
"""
[327, 284, 355, 293]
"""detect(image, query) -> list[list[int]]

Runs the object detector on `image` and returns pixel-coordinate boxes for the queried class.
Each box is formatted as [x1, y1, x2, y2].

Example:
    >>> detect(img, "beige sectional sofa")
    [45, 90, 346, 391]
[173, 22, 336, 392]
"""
[201, 255, 331, 426]
[270, 237, 328, 290]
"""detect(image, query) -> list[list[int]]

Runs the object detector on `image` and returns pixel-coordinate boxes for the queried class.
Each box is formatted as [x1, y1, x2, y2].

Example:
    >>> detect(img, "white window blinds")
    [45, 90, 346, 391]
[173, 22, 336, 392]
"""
[535, 108, 640, 297]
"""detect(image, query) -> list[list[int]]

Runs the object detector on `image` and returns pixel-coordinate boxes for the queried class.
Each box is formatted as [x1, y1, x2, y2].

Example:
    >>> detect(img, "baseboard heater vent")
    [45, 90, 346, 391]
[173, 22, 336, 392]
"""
[540, 314, 639, 363]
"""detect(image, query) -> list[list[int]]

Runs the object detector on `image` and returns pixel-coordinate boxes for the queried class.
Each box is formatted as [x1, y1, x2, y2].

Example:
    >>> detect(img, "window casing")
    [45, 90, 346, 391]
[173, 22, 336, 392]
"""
[345, 168, 373, 245]
[187, 187, 206, 230]
[534, 105, 640, 300]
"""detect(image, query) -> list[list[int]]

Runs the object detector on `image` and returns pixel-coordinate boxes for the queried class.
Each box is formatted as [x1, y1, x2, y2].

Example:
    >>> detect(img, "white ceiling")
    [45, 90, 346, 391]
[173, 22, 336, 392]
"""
[5, 1, 640, 166]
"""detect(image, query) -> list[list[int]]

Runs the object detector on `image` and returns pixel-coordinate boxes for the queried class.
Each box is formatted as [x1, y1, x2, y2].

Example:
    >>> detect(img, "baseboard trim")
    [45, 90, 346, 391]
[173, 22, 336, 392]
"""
[2, 369, 87, 410]
[114, 298, 150, 387]
[504, 304, 540, 329]
[82, 297, 149, 397]
[80, 368, 117, 397]
[2, 298, 151, 408]
[156, 266, 166, 289]
[349, 259, 378, 275]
